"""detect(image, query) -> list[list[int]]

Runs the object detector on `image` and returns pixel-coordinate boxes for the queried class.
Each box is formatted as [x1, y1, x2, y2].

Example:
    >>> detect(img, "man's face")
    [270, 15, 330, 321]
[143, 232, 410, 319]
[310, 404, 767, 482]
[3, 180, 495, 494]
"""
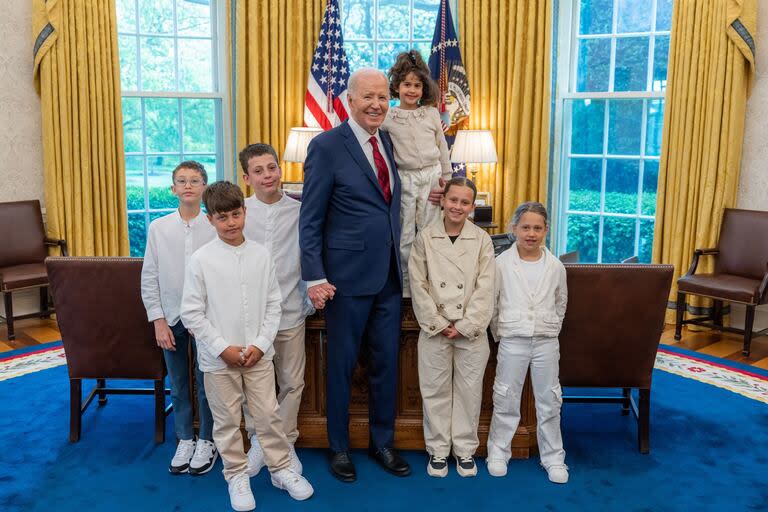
[348, 72, 390, 134]
[243, 154, 281, 196]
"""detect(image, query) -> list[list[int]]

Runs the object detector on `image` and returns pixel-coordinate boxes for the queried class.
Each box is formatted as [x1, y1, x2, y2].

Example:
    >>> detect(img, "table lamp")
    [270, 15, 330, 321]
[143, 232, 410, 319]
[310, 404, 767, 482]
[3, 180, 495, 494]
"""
[449, 130, 498, 183]
[282, 127, 323, 163]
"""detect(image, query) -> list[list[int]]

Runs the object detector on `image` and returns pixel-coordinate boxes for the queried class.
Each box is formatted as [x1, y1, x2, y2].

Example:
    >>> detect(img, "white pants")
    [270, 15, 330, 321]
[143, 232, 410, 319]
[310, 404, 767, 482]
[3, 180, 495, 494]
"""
[399, 164, 442, 297]
[487, 336, 566, 468]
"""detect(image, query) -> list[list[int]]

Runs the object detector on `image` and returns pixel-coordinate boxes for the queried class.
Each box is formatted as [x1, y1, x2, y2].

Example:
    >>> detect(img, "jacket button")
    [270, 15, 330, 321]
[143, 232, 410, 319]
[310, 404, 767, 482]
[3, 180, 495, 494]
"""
[473, 331, 480, 337]
[458, 284, 463, 289]
[438, 304, 444, 309]
[429, 325, 435, 331]
[457, 304, 462, 309]
[440, 282, 446, 288]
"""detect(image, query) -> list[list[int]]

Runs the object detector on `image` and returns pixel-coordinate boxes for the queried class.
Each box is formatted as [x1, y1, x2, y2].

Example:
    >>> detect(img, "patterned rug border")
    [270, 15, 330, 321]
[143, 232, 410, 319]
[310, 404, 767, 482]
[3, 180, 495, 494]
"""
[0, 343, 66, 382]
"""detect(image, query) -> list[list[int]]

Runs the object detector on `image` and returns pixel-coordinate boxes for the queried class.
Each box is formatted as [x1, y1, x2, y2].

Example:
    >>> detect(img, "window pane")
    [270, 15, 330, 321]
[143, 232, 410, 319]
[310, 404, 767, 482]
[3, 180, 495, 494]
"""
[345, 42, 375, 72]
[125, 156, 145, 210]
[604, 159, 639, 214]
[614, 37, 649, 92]
[342, 0, 374, 39]
[118, 36, 138, 91]
[378, 0, 410, 40]
[579, 0, 613, 35]
[645, 99, 664, 156]
[122, 97, 143, 153]
[655, 0, 673, 31]
[570, 99, 605, 154]
[639, 219, 655, 263]
[607, 100, 643, 154]
[128, 213, 147, 257]
[568, 158, 602, 212]
[617, 0, 652, 33]
[177, 0, 211, 37]
[182, 99, 216, 153]
[138, 0, 174, 34]
[178, 38, 213, 92]
[602, 216, 636, 263]
[413, 41, 432, 63]
[413, 0, 440, 39]
[188, 155, 217, 178]
[116, 0, 137, 34]
[140, 37, 176, 91]
[652, 35, 670, 92]
[566, 214, 599, 263]
[576, 38, 611, 92]
[144, 98, 180, 153]
[377, 42, 411, 71]
[147, 154, 180, 209]
[641, 160, 659, 216]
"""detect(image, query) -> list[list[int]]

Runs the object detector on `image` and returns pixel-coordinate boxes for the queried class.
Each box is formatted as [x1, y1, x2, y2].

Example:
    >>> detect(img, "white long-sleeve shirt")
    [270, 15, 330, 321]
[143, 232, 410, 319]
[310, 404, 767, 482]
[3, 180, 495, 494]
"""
[140, 209, 216, 326]
[244, 193, 314, 330]
[180, 238, 282, 372]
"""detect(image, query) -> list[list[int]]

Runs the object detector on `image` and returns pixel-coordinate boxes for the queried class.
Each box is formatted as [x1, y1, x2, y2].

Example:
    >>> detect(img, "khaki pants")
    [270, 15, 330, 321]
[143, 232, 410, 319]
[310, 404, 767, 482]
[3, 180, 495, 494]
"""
[205, 358, 291, 481]
[418, 330, 490, 457]
[245, 323, 306, 443]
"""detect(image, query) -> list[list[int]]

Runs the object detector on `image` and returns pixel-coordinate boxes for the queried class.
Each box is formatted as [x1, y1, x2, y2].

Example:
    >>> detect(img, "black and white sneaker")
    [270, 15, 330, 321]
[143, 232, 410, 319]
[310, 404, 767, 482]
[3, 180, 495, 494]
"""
[427, 454, 448, 478]
[189, 439, 218, 475]
[455, 455, 477, 477]
[169, 439, 196, 474]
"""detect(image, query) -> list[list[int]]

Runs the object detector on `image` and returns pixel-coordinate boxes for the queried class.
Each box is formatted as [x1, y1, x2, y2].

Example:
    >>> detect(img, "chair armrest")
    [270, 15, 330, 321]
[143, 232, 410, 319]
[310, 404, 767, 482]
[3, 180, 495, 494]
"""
[45, 238, 69, 257]
[684, 247, 719, 277]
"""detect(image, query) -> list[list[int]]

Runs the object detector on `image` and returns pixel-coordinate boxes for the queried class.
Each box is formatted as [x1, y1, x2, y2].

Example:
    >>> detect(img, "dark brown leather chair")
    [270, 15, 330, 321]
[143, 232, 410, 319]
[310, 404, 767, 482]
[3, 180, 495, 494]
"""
[675, 208, 768, 356]
[559, 264, 673, 454]
[46, 257, 169, 443]
[559, 250, 580, 263]
[0, 200, 67, 339]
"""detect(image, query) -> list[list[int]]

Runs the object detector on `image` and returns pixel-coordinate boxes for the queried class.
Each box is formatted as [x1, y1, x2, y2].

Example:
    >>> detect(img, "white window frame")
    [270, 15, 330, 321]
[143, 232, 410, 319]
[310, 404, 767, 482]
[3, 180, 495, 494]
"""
[551, 0, 670, 261]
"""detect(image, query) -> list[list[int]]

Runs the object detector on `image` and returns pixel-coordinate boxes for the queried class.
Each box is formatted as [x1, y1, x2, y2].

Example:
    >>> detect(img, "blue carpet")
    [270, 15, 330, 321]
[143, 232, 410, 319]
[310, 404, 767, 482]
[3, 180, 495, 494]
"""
[1, 360, 767, 511]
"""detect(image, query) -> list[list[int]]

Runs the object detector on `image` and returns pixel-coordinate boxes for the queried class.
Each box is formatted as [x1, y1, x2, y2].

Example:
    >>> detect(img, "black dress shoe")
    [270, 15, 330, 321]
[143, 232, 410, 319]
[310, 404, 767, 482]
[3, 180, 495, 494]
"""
[368, 446, 411, 477]
[329, 451, 356, 482]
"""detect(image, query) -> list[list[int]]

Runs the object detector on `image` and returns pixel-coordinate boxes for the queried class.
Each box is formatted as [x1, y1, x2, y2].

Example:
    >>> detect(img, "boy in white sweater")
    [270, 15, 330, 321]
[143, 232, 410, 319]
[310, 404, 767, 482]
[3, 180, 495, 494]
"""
[181, 182, 313, 511]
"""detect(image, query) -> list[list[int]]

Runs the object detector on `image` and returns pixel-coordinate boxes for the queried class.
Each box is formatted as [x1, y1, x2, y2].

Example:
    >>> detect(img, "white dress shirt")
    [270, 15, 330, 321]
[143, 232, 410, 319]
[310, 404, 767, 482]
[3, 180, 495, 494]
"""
[140, 209, 216, 326]
[244, 193, 313, 330]
[181, 238, 282, 372]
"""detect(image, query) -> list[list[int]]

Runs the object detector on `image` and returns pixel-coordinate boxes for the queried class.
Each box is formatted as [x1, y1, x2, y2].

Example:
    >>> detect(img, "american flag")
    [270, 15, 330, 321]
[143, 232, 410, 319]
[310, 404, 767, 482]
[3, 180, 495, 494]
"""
[304, 0, 350, 130]
[428, 0, 471, 165]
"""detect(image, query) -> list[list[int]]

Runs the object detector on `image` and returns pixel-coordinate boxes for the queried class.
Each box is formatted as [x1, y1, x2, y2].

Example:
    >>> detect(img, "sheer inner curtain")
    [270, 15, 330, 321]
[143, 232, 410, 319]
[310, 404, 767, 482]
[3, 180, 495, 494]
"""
[653, 0, 756, 322]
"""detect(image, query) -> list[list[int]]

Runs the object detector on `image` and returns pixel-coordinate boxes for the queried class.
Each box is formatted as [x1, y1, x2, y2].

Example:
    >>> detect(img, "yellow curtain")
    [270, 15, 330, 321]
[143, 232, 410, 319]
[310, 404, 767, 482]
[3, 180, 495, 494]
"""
[459, 0, 552, 230]
[652, 0, 756, 323]
[32, 0, 129, 256]
[233, 0, 323, 187]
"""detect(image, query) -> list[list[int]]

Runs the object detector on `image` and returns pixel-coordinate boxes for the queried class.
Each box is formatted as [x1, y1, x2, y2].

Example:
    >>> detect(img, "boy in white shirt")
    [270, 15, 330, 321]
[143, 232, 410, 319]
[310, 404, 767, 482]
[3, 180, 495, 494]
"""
[239, 143, 313, 475]
[181, 181, 313, 512]
[141, 160, 218, 475]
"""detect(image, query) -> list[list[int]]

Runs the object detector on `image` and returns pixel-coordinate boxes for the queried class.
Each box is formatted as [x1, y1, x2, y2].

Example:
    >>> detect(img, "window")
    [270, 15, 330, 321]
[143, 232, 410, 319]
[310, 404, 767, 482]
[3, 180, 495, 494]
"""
[553, 0, 672, 262]
[341, 0, 442, 72]
[116, 0, 229, 256]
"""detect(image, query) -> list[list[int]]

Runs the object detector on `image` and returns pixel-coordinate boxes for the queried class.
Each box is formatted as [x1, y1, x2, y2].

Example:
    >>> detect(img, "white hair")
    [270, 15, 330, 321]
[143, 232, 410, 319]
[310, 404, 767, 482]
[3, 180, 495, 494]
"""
[348, 68, 388, 97]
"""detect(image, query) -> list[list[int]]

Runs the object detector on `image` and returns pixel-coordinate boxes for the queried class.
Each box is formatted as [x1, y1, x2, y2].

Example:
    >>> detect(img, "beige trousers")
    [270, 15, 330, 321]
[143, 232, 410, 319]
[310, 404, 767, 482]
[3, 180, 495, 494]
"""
[245, 322, 306, 443]
[204, 358, 291, 481]
[418, 330, 490, 457]
[399, 164, 442, 297]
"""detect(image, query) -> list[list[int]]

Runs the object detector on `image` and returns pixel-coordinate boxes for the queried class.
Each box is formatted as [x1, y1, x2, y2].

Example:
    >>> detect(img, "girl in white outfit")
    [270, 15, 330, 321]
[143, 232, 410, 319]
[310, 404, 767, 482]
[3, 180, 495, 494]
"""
[383, 50, 453, 296]
[487, 202, 569, 484]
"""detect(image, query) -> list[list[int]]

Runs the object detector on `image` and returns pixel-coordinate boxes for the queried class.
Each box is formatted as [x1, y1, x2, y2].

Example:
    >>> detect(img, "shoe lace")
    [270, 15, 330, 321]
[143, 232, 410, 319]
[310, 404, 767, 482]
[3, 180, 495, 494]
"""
[457, 455, 474, 465]
[193, 440, 215, 460]
[279, 469, 303, 490]
[431, 455, 447, 464]
[175, 440, 195, 460]
[233, 474, 250, 495]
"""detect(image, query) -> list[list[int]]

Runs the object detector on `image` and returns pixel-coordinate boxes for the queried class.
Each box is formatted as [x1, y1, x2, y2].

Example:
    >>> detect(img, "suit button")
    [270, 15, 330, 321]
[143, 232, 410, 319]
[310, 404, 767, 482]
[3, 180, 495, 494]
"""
[457, 304, 462, 309]
[458, 284, 463, 289]
[440, 282, 446, 288]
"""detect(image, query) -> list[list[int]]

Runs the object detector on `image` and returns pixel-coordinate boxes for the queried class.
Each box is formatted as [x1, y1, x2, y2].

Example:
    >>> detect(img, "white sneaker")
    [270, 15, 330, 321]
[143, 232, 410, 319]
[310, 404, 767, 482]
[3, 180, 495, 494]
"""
[288, 444, 303, 475]
[546, 464, 569, 484]
[169, 439, 196, 474]
[189, 439, 218, 475]
[427, 454, 448, 478]
[270, 468, 314, 501]
[246, 436, 265, 477]
[455, 455, 478, 477]
[487, 458, 508, 477]
[228, 472, 256, 511]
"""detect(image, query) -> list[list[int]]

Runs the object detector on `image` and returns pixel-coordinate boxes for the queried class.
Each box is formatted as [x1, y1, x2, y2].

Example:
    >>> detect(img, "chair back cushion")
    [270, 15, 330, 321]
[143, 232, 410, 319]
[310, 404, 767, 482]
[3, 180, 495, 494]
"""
[716, 208, 768, 280]
[46, 257, 164, 379]
[559, 264, 673, 388]
[0, 200, 47, 268]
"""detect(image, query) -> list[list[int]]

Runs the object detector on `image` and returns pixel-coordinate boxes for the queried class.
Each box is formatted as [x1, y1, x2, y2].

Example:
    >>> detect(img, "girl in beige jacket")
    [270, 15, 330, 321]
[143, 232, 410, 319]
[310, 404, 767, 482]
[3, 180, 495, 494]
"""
[408, 178, 495, 478]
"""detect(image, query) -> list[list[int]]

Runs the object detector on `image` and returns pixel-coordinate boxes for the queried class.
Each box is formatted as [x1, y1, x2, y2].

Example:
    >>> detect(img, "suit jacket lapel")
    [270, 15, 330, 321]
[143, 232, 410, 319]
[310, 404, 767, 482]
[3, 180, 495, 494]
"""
[380, 130, 400, 203]
[341, 122, 390, 203]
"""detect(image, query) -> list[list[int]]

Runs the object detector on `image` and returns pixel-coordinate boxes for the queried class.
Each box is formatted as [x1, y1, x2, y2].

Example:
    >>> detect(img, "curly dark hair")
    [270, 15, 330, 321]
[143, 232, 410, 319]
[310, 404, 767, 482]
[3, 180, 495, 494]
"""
[387, 50, 439, 107]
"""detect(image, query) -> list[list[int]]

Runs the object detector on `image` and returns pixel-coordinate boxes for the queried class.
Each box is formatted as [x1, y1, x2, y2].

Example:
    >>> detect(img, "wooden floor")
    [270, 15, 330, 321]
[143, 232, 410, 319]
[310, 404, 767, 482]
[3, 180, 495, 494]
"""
[1, 317, 767, 370]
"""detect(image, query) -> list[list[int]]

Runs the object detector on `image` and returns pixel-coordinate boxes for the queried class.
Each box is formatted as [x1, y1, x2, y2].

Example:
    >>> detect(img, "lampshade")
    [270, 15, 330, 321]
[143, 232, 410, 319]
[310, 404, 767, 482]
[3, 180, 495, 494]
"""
[450, 130, 498, 164]
[282, 127, 323, 163]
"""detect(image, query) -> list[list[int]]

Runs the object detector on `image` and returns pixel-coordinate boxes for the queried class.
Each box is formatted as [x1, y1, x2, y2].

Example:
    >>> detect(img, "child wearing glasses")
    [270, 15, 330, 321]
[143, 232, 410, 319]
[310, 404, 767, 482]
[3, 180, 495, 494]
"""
[141, 160, 218, 476]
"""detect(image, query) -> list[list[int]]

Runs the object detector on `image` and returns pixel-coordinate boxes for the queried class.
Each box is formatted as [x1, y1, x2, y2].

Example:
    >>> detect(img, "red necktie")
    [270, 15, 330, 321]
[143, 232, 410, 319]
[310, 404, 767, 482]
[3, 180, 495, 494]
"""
[368, 136, 392, 204]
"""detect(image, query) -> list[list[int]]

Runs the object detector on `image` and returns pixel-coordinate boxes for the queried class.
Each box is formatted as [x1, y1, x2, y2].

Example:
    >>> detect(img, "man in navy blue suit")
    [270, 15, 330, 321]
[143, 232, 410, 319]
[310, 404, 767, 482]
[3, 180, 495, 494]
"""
[299, 68, 411, 482]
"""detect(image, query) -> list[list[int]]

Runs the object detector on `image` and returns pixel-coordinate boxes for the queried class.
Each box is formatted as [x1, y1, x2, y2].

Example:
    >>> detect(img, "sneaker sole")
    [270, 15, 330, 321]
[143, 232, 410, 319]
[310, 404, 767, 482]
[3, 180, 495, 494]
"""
[189, 451, 219, 476]
[231, 499, 256, 512]
[427, 465, 448, 478]
[270, 477, 314, 501]
[168, 464, 189, 475]
[456, 461, 478, 477]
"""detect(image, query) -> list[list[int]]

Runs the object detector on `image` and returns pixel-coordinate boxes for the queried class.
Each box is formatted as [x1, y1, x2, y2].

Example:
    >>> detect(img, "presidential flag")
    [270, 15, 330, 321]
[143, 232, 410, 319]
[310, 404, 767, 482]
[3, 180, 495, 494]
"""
[304, 0, 350, 130]
[428, 0, 471, 175]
